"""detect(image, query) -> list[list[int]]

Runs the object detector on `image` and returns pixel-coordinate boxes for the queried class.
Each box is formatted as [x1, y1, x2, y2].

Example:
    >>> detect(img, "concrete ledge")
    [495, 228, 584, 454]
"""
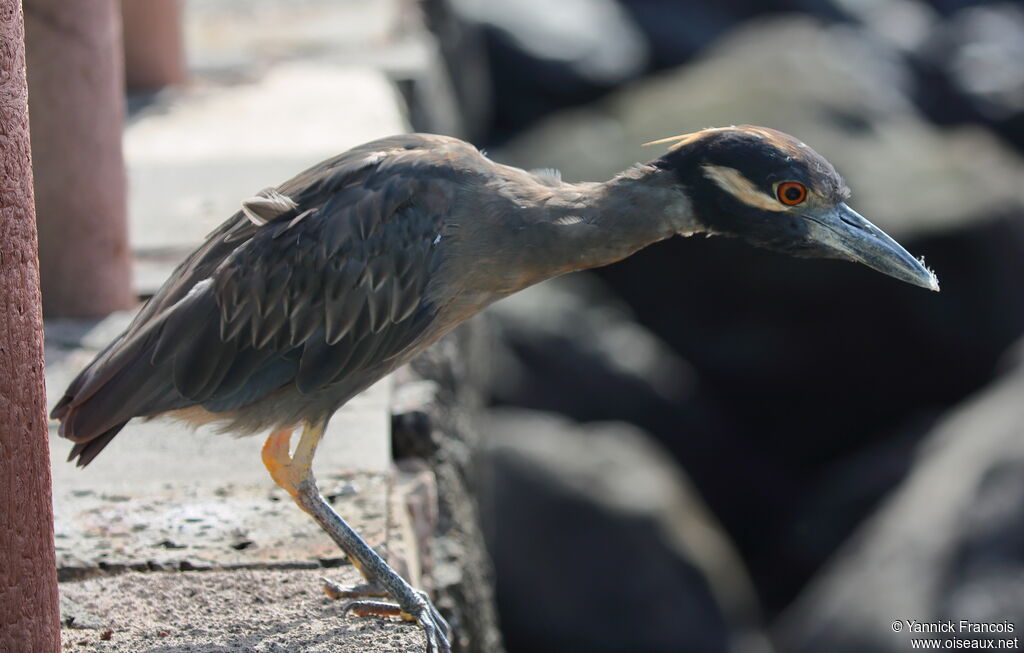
[59, 567, 424, 652]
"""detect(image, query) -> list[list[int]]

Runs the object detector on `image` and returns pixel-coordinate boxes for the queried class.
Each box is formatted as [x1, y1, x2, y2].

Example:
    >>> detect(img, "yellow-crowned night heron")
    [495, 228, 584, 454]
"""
[52, 126, 938, 652]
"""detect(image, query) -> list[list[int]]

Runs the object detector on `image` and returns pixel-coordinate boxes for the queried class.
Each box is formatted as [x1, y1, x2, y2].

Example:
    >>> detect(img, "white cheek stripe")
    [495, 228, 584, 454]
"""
[701, 164, 787, 213]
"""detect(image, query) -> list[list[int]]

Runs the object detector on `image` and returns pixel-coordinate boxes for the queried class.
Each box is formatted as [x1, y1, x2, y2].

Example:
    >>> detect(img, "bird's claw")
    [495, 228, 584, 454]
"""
[409, 592, 451, 653]
[339, 589, 450, 653]
[418, 609, 451, 653]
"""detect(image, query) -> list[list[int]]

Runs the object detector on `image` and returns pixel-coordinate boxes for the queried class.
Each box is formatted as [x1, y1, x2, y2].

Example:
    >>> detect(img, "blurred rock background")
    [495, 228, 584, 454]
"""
[418, 0, 1024, 651]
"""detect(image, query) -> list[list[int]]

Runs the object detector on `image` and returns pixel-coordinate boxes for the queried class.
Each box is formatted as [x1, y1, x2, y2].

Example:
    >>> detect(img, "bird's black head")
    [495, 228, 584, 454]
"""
[650, 125, 938, 291]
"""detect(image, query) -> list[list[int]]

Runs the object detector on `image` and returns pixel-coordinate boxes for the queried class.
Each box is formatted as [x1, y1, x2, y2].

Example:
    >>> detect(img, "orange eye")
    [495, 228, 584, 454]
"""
[777, 181, 807, 206]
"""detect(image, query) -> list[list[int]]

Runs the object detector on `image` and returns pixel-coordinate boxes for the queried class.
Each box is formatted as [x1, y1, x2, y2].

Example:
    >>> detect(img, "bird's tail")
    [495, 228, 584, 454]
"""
[51, 336, 136, 467]
[51, 322, 180, 467]
[53, 276, 263, 467]
[64, 422, 128, 467]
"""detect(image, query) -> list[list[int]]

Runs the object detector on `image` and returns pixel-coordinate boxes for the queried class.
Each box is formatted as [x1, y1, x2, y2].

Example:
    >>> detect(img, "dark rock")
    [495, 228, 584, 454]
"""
[443, 0, 858, 141]
[486, 274, 786, 588]
[483, 408, 772, 653]
[420, 0, 495, 141]
[910, 3, 1024, 154]
[618, 0, 848, 68]
[775, 341, 1024, 653]
[486, 273, 696, 422]
[492, 17, 1024, 612]
[395, 317, 506, 653]
[446, 0, 650, 139]
[495, 18, 1024, 237]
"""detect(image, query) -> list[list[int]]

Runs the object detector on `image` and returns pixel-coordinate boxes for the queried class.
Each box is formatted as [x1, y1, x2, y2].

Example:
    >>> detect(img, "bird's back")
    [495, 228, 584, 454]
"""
[53, 134, 478, 466]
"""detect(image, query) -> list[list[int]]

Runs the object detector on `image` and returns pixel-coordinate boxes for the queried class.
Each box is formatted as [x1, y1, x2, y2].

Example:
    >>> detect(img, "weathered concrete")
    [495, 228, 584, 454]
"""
[180, 0, 462, 136]
[125, 63, 410, 294]
[59, 567, 425, 652]
[47, 315, 501, 652]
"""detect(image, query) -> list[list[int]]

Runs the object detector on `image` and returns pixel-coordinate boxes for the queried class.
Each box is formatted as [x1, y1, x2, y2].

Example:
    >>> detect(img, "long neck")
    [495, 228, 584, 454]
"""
[480, 163, 698, 288]
[432, 161, 699, 319]
[535, 164, 698, 271]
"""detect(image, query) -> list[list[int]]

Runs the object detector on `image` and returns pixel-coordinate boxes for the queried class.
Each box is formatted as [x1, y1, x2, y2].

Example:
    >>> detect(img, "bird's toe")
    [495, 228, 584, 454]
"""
[342, 599, 405, 618]
[413, 602, 451, 653]
[339, 590, 450, 653]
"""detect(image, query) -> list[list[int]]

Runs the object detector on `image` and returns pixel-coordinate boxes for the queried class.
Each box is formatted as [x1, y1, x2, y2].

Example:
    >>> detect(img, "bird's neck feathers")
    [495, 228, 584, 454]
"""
[435, 163, 699, 314]
[593, 163, 700, 238]
[531, 164, 700, 273]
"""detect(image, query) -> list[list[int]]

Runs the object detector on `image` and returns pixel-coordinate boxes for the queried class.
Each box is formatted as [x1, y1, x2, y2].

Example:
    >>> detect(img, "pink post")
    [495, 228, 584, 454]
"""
[0, 1, 61, 651]
[122, 0, 187, 90]
[24, 0, 135, 317]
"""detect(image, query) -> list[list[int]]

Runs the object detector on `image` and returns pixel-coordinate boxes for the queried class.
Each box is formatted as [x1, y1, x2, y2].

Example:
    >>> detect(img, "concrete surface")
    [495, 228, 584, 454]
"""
[125, 0, 456, 268]
[125, 62, 408, 265]
[59, 568, 425, 652]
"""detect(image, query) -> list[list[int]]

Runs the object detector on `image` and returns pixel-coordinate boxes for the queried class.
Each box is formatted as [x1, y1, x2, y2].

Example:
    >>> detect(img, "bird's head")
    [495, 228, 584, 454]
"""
[649, 125, 939, 291]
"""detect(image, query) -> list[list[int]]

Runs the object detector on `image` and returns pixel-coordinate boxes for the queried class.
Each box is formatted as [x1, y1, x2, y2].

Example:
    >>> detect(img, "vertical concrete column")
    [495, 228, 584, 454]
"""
[0, 2, 61, 651]
[24, 0, 134, 317]
[122, 0, 186, 90]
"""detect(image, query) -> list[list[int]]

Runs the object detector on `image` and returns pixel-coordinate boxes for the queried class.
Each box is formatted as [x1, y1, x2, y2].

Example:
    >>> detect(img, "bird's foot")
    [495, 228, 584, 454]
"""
[326, 580, 450, 653]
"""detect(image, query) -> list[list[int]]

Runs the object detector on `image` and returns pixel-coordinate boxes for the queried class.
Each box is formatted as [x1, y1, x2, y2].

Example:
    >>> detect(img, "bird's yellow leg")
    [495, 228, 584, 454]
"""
[261, 428, 302, 498]
[260, 421, 451, 652]
[262, 423, 370, 578]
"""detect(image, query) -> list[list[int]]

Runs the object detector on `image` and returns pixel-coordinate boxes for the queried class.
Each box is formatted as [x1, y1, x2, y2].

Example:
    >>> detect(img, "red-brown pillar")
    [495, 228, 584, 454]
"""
[24, 0, 134, 317]
[0, 2, 61, 651]
[122, 0, 186, 90]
